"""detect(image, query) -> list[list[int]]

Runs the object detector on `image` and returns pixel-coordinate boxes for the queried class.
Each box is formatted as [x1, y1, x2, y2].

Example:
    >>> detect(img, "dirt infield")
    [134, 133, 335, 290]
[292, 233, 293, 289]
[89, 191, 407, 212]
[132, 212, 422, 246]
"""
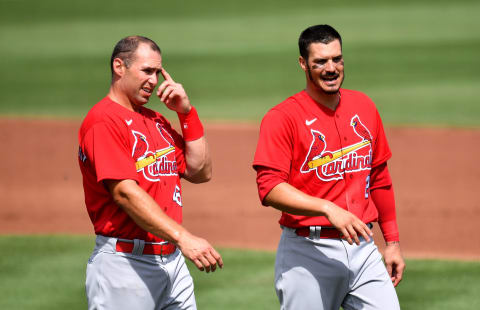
[0, 118, 479, 260]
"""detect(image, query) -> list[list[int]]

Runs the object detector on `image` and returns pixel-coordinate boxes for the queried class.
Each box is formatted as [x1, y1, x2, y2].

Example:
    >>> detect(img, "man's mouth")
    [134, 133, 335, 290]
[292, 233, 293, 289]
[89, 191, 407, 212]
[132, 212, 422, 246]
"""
[141, 87, 152, 95]
[321, 75, 338, 82]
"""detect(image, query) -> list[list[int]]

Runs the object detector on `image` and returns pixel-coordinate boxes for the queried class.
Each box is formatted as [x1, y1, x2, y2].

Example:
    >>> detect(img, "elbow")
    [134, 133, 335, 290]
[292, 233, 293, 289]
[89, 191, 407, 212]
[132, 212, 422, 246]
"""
[111, 186, 130, 207]
[190, 169, 212, 184]
[200, 171, 212, 183]
[106, 179, 136, 207]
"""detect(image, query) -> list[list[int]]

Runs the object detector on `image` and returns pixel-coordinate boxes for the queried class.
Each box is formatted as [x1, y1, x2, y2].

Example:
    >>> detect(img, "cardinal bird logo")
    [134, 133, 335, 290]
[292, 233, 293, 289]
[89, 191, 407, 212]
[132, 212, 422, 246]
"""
[131, 128, 177, 182]
[132, 131, 149, 160]
[301, 115, 373, 181]
[301, 130, 333, 172]
[351, 115, 372, 142]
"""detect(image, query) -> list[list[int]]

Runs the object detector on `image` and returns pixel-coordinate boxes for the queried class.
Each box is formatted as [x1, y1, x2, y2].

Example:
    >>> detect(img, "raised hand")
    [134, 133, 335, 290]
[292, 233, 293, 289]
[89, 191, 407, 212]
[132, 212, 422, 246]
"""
[156, 68, 191, 114]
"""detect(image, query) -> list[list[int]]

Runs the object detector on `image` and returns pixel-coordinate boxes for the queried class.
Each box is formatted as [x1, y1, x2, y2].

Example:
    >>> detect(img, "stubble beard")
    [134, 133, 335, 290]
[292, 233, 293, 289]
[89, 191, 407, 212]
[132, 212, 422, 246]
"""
[307, 65, 344, 95]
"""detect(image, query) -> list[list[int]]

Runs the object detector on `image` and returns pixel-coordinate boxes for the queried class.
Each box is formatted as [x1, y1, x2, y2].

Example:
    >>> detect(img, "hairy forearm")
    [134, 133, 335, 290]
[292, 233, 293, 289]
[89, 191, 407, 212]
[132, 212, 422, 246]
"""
[264, 182, 332, 216]
[109, 179, 187, 244]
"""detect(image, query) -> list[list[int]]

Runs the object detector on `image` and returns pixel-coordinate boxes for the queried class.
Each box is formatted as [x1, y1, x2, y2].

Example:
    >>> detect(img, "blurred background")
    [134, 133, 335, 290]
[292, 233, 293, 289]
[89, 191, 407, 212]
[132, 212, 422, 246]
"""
[0, 0, 479, 309]
[1, 0, 479, 124]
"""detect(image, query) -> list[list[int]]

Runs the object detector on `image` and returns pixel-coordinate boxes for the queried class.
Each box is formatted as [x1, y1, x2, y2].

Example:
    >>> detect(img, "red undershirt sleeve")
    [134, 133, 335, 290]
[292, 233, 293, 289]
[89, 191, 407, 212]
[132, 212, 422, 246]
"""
[370, 162, 400, 242]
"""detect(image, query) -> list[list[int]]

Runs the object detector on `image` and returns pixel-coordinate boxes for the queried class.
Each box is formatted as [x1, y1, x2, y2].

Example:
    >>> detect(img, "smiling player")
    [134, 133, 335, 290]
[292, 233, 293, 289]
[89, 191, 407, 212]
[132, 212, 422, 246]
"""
[253, 25, 405, 309]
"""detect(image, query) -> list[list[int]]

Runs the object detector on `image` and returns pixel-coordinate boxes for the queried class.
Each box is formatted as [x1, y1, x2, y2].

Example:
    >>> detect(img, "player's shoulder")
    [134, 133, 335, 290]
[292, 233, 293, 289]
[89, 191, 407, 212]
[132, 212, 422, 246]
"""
[340, 88, 376, 108]
[265, 91, 305, 118]
[79, 97, 128, 138]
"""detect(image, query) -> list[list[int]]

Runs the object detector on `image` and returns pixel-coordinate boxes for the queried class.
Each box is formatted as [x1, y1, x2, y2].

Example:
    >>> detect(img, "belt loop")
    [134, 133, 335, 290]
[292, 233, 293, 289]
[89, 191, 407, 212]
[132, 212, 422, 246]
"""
[315, 226, 322, 239]
[308, 226, 322, 239]
[132, 239, 145, 255]
[309, 226, 315, 239]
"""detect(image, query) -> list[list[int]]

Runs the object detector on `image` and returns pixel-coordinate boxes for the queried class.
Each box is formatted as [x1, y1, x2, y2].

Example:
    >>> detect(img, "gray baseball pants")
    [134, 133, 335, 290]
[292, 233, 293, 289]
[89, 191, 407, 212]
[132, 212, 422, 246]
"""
[275, 226, 400, 310]
[86, 235, 196, 310]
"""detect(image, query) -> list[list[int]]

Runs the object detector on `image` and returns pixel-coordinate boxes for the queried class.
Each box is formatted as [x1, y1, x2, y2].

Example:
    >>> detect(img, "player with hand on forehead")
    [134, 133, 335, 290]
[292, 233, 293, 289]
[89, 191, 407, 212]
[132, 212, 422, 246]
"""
[253, 24, 405, 309]
[78, 35, 222, 310]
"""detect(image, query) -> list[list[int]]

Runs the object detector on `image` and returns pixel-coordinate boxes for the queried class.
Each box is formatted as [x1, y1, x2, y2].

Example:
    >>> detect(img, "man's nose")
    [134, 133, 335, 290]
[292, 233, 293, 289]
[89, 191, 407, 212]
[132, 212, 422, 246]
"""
[325, 60, 336, 72]
[149, 74, 158, 85]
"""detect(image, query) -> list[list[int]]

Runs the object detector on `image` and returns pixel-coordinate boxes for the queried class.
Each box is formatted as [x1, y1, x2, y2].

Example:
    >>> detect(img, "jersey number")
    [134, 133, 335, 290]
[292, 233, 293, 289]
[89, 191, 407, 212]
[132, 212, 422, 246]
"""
[365, 175, 370, 199]
[173, 185, 182, 207]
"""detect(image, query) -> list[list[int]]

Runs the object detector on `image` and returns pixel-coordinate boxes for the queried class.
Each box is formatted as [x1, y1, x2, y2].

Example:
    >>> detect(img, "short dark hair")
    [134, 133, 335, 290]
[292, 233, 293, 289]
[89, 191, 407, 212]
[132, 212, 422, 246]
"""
[298, 25, 342, 60]
[110, 35, 161, 76]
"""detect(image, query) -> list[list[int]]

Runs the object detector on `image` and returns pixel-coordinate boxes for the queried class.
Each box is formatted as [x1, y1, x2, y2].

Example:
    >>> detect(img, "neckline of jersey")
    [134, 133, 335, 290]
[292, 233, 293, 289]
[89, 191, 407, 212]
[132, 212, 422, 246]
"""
[300, 89, 343, 116]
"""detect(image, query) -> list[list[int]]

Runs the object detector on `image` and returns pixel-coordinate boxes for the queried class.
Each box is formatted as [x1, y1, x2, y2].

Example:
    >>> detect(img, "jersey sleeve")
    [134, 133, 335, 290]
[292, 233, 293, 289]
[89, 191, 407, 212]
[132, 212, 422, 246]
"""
[370, 162, 399, 242]
[253, 109, 294, 175]
[82, 121, 139, 182]
[255, 166, 289, 205]
[371, 109, 392, 167]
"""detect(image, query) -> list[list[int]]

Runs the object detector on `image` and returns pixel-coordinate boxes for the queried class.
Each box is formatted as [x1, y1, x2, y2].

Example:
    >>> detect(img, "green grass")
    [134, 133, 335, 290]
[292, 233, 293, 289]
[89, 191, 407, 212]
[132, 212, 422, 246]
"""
[0, 0, 479, 125]
[1, 235, 479, 310]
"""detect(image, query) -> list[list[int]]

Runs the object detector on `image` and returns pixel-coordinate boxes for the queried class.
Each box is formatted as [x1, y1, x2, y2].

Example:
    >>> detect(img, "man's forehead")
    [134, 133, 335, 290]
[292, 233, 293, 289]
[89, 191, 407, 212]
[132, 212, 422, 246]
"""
[308, 40, 342, 58]
[133, 44, 162, 67]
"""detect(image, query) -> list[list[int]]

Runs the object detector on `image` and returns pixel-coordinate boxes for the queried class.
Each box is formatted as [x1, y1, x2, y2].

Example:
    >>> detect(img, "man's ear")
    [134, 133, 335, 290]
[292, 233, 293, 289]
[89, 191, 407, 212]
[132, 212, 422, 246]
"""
[112, 58, 126, 77]
[299, 56, 307, 72]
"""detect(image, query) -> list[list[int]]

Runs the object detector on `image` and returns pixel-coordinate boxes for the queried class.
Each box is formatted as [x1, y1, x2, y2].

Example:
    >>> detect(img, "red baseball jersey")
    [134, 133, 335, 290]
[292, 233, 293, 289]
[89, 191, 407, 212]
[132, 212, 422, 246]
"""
[253, 89, 392, 228]
[78, 96, 186, 242]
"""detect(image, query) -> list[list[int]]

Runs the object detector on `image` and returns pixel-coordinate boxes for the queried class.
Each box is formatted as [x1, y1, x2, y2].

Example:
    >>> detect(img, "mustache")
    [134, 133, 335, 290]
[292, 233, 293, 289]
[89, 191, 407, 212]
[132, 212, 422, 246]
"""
[321, 73, 339, 79]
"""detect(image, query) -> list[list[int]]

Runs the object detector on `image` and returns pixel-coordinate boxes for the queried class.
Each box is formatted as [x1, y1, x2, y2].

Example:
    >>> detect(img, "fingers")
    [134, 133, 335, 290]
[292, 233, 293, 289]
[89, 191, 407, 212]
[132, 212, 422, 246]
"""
[384, 242, 405, 287]
[194, 249, 223, 273]
[156, 80, 172, 98]
[386, 262, 393, 279]
[327, 205, 373, 246]
[160, 86, 175, 103]
[339, 227, 354, 245]
[341, 222, 373, 245]
[179, 234, 223, 273]
[356, 222, 373, 242]
[211, 247, 224, 269]
[192, 259, 204, 272]
[160, 68, 173, 82]
[347, 225, 362, 245]
[392, 261, 405, 287]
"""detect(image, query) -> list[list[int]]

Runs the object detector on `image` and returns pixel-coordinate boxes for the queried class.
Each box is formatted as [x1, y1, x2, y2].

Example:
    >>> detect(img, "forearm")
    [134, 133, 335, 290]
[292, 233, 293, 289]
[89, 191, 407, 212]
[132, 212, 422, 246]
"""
[372, 186, 399, 242]
[183, 137, 212, 183]
[177, 106, 211, 183]
[265, 181, 373, 244]
[108, 179, 188, 244]
[264, 182, 332, 216]
[370, 163, 400, 242]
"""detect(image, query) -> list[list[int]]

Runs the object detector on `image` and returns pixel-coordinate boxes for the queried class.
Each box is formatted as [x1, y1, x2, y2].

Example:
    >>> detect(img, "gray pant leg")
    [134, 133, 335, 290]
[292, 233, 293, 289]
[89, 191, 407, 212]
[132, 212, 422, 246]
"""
[275, 228, 350, 310]
[86, 251, 169, 309]
[163, 254, 197, 310]
[342, 241, 400, 310]
[85, 236, 196, 310]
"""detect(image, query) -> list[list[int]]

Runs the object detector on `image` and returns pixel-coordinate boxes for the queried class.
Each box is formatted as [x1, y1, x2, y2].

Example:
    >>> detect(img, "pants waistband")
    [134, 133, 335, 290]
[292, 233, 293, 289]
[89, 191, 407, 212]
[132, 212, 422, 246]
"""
[291, 223, 373, 240]
[96, 235, 177, 256]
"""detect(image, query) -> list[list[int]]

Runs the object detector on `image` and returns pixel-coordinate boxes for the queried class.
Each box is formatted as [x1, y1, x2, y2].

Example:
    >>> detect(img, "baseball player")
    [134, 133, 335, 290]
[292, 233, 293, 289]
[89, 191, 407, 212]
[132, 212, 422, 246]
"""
[78, 36, 223, 310]
[253, 25, 405, 309]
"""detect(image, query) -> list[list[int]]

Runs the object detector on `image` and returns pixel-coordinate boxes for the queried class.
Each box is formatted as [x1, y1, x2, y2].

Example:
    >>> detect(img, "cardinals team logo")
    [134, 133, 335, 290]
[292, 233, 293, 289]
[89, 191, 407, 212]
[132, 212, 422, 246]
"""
[301, 115, 373, 181]
[131, 124, 178, 182]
